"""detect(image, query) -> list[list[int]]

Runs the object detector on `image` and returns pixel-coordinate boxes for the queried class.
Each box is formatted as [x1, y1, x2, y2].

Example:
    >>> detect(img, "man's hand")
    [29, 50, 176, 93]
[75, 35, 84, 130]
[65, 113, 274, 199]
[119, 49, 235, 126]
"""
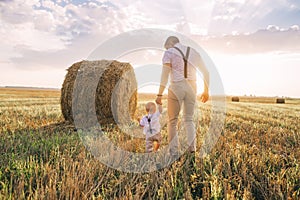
[200, 91, 209, 103]
[155, 96, 162, 105]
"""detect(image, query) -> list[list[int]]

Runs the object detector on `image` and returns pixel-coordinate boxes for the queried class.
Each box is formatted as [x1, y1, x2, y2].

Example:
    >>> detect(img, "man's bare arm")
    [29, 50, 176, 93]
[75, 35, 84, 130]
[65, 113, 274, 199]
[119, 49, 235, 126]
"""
[156, 63, 171, 105]
[158, 63, 171, 95]
[200, 67, 209, 103]
[198, 54, 209, 103]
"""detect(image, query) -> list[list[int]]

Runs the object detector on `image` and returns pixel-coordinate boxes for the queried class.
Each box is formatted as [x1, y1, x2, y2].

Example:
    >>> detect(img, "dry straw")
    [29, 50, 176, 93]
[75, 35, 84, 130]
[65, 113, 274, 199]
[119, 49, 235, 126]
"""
[232, 96, 240, 102]
[61, 60, 137, 128]
[276, 98, 285, 104]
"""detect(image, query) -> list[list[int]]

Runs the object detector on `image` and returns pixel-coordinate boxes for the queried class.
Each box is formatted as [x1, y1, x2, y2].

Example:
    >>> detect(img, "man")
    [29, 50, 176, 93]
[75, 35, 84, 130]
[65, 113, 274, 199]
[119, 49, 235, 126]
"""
[155, 36, 209, 161]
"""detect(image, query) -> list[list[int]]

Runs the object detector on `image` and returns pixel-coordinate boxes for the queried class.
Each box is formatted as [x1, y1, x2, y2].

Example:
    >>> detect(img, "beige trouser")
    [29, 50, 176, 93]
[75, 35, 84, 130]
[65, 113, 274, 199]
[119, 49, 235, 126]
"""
[168, 80, 197, 155]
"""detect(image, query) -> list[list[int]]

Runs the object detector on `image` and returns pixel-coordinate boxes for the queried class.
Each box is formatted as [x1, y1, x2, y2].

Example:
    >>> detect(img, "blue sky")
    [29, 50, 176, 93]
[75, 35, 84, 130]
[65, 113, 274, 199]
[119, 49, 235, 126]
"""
[0, 0, 300, 97]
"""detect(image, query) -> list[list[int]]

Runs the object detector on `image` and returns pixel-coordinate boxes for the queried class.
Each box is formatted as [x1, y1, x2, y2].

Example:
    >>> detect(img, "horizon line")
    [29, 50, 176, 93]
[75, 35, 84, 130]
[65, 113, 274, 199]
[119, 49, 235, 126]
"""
[1, 85, 299, 98]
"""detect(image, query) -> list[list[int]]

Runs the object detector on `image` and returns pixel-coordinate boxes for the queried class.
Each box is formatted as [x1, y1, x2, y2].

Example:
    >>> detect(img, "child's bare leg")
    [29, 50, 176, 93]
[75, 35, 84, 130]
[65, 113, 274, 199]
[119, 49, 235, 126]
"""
[153, 141, 160, 152]
[153, 133, 162, 152]
[146, 139, 153, 153]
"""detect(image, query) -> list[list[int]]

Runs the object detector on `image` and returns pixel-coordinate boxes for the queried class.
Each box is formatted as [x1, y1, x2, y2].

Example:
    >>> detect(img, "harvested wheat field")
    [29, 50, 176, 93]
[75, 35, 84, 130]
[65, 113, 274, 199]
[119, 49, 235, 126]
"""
[0, 88, 299, 199]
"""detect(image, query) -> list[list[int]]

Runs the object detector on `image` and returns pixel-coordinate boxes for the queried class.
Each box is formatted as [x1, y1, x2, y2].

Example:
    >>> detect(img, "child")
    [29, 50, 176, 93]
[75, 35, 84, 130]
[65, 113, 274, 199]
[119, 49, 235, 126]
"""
[139, 102, 162, 153]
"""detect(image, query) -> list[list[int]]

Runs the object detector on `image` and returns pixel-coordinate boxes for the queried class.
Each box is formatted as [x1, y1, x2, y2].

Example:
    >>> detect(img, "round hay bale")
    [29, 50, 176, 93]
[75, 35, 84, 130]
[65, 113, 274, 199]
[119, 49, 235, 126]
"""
[61, 60, 137, 128]
[276, 98, 285, 104]
[232, 96, 240, 102]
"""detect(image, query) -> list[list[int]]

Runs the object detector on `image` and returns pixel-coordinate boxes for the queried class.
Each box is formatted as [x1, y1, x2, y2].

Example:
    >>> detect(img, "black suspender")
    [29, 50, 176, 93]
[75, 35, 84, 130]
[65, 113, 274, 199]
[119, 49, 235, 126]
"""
[146, 116, 153, 134]
[173, 46, 190, 78]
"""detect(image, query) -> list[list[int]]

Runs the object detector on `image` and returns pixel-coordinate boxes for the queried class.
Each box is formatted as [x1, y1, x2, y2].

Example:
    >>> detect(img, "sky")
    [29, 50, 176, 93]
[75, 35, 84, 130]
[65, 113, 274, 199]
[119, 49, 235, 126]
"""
[0, 0, 300, 97]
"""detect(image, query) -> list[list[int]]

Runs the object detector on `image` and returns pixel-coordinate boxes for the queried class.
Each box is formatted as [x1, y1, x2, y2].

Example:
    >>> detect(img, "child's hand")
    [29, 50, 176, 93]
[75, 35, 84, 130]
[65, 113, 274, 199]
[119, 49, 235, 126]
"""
[137, 118, 144, 127]
[137, 118, 141, 125]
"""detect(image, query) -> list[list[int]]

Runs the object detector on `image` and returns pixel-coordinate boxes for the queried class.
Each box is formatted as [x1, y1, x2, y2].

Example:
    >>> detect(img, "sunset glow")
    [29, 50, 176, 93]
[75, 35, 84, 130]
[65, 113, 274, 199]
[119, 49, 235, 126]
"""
[0, 0, 299, 97]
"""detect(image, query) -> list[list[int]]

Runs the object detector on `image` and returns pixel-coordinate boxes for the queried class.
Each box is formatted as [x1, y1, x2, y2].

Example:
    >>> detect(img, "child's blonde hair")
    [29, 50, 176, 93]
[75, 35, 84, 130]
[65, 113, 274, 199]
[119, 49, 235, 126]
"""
[145, 102, 156, 114]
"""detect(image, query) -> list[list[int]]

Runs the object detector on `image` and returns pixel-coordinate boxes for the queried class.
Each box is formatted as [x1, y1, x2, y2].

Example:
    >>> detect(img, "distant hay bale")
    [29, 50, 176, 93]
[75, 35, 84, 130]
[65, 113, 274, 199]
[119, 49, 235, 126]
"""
[276, 98, 285, 104]
[232, 96, 240, 102]
[61, 60, 137, 128]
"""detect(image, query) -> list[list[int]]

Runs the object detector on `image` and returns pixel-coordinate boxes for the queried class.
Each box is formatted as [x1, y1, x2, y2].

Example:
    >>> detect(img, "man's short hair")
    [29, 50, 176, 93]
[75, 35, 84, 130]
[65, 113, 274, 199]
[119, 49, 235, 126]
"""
[164, 36, 180, 49]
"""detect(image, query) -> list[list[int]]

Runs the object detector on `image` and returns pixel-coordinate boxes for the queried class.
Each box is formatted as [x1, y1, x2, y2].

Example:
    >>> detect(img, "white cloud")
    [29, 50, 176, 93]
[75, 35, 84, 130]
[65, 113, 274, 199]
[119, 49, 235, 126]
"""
[197, 25, 300, 54]
[0, 0, 299, 97]
[290, 25, 299, 31]
[209, 0, 300, 34]
[1, 0, 300, 71]
[105, 0, 215, 37]
[1, 22, 67, 51]
[0, 0, 67, 50]
[0, 0, 132, 67]
[0, 0, 216, 68]
[266, 25, 280, 32]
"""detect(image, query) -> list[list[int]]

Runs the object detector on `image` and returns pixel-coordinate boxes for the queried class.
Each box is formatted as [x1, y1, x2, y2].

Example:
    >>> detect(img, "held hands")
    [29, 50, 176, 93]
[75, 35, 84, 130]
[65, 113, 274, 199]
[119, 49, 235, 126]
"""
[200, 91, 209, 103]
[155, 95, 163, 105]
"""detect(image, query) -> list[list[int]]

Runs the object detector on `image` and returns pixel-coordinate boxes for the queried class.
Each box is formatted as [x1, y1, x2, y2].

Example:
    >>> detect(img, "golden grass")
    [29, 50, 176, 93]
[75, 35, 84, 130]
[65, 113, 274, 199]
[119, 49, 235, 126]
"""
[60, 61, 137, 126]
[0, 88, 299, 199]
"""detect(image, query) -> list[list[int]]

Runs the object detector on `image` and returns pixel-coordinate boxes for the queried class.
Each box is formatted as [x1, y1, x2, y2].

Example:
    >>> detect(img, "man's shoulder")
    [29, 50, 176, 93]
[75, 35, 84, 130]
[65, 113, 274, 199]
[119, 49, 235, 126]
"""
[174, 43, 199, 55]
[165, 43, 200, 58]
